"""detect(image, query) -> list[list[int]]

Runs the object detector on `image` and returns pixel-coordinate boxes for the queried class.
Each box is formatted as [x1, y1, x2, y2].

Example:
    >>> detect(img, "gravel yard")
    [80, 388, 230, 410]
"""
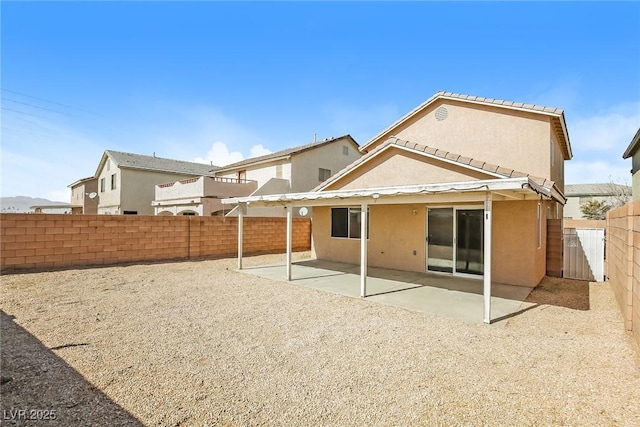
[1, 252, 639, 426]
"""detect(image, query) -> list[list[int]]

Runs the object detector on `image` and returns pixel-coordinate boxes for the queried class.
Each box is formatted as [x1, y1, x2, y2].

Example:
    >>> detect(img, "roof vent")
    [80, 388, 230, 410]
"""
[435, 106, 448, 122]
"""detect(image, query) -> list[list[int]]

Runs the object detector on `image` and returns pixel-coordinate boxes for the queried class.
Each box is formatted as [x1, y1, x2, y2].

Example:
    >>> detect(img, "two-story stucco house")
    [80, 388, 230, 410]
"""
[154, 135, 361, 216]
[68, 176, 98, 214]
[223, 91, 573, 322]
[94, 150, 215, 215]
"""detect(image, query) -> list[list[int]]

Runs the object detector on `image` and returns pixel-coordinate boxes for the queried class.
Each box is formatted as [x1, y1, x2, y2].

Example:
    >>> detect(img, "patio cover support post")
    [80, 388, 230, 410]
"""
[286, 206, 292, 281]
[360, 202, 368, 297]
[237, 203, 246, 270]
[483, 194, 492, 324]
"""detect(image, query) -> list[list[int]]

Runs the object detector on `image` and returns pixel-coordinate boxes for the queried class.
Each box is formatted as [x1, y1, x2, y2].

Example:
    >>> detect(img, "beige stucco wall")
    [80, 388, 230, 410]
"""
[119, 169, 206, 215]
[70, 179, 98, 214]
[217, 160, 292, 188]
[326, 147, 492, 191]
[367, 99, 556, 182]
[291, 141, 361, 192]
[96, 160, 122, 214]
[312, 200, 546, 288]
[632, 154, 640, 200]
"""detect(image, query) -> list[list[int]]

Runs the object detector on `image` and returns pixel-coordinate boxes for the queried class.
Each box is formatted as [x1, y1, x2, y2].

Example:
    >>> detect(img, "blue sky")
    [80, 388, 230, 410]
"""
[1, 1, 639, 201]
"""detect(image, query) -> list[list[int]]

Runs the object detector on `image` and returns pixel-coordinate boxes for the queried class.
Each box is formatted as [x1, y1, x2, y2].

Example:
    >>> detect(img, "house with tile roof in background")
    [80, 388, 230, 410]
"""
[564, 183, 631, 219]
[222, 91, 573, 323]
[153, 135, 361, 216]
[92, 150, 218, 215]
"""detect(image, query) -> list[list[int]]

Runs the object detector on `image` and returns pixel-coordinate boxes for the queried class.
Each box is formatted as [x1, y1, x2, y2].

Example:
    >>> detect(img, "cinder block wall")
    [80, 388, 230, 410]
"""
[0, 214, 311, 273]
[606, 201, 640, 348]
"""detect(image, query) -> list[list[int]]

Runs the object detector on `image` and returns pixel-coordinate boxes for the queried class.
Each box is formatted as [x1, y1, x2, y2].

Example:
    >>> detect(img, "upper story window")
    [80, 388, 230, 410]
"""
[319, 168, 331, 182]
[342, 146, 349, 156]
[237, 170, 246, 182]
[106, 159, 110, 171]
[100, 178, 105, 193]
[111, 173, 117, 190]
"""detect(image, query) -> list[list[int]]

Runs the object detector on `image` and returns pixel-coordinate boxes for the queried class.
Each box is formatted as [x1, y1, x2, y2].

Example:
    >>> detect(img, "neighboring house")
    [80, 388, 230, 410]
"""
[223, 91, 572, 294]
[153, 176, 257, 216]
[622, 127, 640, 200]
[564, 183, 632, 219]
[94, 150, 216, 215]
[155, 135, 361, 216]
[68, 176, 98, 214]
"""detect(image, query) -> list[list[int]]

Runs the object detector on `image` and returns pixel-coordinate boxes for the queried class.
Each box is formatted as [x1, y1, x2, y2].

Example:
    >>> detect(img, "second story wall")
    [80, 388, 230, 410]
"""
[217, 160, 292, 188]
[290, 140, 361, 192]
[120, 169, 200, 215]
[96, 159, 121, 213]
[372, 99, 556, 182]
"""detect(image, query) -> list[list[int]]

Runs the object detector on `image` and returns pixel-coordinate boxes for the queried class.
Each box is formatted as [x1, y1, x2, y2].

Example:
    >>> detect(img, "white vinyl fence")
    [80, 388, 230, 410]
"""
[563, 228, 605, 282]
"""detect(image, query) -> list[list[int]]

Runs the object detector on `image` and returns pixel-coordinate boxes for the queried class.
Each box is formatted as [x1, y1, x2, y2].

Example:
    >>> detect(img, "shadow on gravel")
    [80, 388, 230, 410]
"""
[0, 310, 143, 427]
[525, 276, 591, 311]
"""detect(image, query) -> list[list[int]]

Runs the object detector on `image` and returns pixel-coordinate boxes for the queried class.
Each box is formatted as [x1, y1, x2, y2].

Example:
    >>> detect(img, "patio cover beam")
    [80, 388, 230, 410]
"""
[360, 202, 368, 297]
[483, 194, 492, 324]
[237, 203, 246, 270]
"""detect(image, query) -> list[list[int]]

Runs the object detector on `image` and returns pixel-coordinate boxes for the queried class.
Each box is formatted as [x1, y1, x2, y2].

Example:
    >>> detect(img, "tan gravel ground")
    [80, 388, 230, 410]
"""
[1, 253, 639, 426]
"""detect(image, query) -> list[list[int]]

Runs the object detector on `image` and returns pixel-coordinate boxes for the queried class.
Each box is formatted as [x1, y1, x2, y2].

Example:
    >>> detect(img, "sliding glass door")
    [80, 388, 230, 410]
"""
[427, 207, 484, 277]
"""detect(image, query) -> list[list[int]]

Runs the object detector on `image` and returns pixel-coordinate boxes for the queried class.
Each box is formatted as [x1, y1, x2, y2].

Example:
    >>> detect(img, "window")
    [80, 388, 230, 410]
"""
[342, 146, 349, 156]
[100, 178, 105, 193]
[123, 210, 138, 215]
[237, 170, 246, 182]
[111, 173, 117, 190]
[331, 207, 369, 239]
[106, 160, 110, 171]
[319, 168, 331, 182]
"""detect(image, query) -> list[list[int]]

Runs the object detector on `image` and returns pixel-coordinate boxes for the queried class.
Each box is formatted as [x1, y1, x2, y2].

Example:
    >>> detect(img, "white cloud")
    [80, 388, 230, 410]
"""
[569, 102, 640, 151]
[193, 141, 244, 166]
[249, 144, 272, 158]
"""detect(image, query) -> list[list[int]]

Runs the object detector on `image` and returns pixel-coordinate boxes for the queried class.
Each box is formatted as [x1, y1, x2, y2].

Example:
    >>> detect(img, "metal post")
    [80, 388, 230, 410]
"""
[237, 204, 245, 270]
[286, 206, 292, 281]
[483, 194, 492, 324]
[360, 203, 368, 297]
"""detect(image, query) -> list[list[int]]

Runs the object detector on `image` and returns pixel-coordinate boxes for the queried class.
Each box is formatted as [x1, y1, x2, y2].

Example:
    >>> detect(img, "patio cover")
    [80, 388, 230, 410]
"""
[222, 176, 555, 324]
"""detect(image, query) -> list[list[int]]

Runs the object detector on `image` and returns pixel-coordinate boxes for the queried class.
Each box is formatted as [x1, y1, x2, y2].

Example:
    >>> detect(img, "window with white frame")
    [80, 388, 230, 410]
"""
[100, 178, 105, 193]
[331, 207, 369, 239]
[111, 173, 117, 190]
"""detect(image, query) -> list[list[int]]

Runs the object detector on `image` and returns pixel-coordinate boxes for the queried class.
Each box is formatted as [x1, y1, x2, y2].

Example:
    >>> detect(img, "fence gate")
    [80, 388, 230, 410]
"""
[563, 228, 605, 282]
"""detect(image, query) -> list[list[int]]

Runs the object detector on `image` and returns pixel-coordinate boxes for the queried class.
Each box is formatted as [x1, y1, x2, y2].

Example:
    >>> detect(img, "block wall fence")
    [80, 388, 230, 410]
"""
[0, 214, 311, 273]
[606, 201, 640, 348]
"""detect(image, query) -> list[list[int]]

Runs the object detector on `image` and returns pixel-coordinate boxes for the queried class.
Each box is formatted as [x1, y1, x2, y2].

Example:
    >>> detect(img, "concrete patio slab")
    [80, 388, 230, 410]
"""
[242, 259, 534, 325]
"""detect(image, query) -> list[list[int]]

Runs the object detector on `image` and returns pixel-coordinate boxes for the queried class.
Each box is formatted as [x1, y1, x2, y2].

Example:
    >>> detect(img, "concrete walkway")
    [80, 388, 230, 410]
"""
[241, 259, 535, 325]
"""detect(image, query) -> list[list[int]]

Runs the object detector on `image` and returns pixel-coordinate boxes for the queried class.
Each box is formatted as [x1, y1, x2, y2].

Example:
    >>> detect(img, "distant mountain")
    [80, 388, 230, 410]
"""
[0, 196, 69, 213]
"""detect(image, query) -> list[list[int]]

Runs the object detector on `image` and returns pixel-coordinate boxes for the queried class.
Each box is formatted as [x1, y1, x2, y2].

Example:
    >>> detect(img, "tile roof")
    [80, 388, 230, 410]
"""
[104, 150, 216, 176]
[565, 183, 631, 197]
[622, 127, 640, 159]
[317, 136, 555, 192]
[362, 90, 572, 159]
[215, 135, 358, 173]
